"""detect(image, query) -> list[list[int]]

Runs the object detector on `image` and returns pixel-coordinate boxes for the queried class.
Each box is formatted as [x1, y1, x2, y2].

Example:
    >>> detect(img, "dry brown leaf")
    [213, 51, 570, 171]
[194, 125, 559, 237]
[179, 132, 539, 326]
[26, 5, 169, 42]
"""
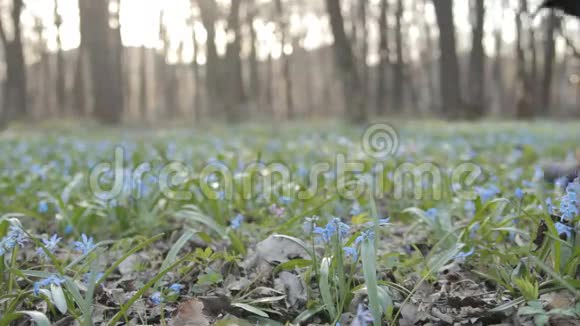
[170, 299, 210, 326]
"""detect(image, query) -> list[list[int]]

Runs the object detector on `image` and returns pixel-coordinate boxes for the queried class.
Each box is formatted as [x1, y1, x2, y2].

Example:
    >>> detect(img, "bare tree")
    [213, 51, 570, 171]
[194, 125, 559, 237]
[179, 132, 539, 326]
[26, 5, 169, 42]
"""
[197, 0, 222, 116]
[225, 0, 246, 121]
[246, 2, 260, 114]
[541, 12, 558, 113]
[392, 0, 404, 112]
[468, 0, 485, 118]
[375, 0, 389, 115]
[491, 0, 507, 115]
[358, 0, 369, 113]
[0, 0, 27, 124]
[325, 0, 365, 123]
[139, 46, 148, 120]
[432, 0, 462, 118]
[78, 0, 124, 124]
[54, 0, 66, 115]
[191, 22, 202, 120]
[275, 0, 294, 119]
[421, 0, 437, 111]
[515, 0, 534, 118]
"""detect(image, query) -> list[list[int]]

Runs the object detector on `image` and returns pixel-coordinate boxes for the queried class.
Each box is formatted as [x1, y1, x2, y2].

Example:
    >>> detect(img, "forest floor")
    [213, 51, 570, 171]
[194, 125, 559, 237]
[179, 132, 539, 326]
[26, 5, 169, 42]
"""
[0, 121, 579, 325]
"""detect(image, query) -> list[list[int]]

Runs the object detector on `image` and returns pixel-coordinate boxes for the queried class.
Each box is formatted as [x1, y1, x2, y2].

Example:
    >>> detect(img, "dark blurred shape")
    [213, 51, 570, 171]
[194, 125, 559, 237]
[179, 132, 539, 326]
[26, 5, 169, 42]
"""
[540, 0, 580, 18]
[542, 150, 580, 184]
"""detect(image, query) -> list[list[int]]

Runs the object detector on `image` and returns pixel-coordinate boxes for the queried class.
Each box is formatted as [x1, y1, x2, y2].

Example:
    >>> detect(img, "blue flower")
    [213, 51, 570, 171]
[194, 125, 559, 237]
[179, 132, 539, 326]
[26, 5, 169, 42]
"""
[278, 196, 294, 205]
[560, 188, 578, 222]
[350, 201, 363, 216]
[355, 229, 375, 245]
[168, 283, 185, 293]
[33, 274, 65, 296]
[454, 248, 475, 260]
[36, 234, 61, 258]
[354, 304, 374, 325]
[476, 184, 500, 203]
[230, 214, 244, 230]
[343, 246, 358, 261]
[313, 218, 350, 243]
[555, 222, 573, 240]
[149, 291, 164, 305]
[515, 188, 524, 200]
[0, 225, 28, 255]
[38, 201, 49, 213]
[425, 208, 438, 222]
[64, 225, 74, 235]
[73, 234, 95, 254]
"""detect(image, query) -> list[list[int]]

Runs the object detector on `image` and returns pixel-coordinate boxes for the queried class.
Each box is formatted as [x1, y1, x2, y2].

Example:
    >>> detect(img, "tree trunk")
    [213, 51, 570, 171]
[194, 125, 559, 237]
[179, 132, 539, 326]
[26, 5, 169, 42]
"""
[0, 0, 28, 123]
[325, 0, 365, 123]
[139, 46, 148, 120]
[266, 51, 274, 116]
[247, 4, 260, 115]
[515, 0, 533, 119]
[375, 0, 389, 115]
[54, 0, 66, 116]
[392, 0, 404, 112]
[468, 0, 485, 118]
[432, 0, 462, 118]
[224, 0, 245, 121]
[541, 12, 558, 114]
[192, 25, 202, 120]
[78, 0, 124, 124]
[275, 0, 294, 120]
[421, 0, 437, 112]
[358, 0, 368, 115]
[197, 0, 222, 117]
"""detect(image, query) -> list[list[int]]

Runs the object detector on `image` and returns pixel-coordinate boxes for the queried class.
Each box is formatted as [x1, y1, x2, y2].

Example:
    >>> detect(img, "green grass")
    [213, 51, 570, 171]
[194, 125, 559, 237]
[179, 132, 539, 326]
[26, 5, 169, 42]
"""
[0, 121, 579, 325]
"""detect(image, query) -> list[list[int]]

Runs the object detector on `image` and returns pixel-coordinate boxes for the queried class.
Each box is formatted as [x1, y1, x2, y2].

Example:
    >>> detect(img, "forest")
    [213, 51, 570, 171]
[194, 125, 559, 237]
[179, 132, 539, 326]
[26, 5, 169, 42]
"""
[0, 0, 579, 126]
[0, 1, 579, 326]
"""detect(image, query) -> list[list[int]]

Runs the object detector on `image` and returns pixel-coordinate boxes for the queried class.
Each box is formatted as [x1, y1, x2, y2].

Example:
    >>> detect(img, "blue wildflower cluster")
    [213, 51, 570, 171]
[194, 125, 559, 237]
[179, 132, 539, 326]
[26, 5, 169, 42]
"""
[34, 274, 66, 296]
[72, 234, 96, 254]
[149, 283, 185, 305]
[313, 218, 350, 243]
[0, 225, 28, 256]
[36, 234, 61, 259]
[559, 182, 579, 222]
[230, 214, 244, 230]
[425, 208, 438, 223]
[354, 304, 374, 326]
[476, 184, 500, 203]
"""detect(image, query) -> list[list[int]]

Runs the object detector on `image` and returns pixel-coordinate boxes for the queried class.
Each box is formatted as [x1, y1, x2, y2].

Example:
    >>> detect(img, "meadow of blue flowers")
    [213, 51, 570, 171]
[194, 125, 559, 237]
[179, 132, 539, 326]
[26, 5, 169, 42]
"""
[0, 122, 579, 325]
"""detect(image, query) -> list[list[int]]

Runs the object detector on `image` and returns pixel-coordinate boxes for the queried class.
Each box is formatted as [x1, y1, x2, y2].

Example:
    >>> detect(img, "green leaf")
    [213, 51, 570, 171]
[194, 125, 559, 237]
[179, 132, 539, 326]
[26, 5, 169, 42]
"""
[319, 257, 336, 319]
[362, 238, 382, 326]
[14, 311, 51, 326]
[50, 284, 68, 314]
[154, 230, 195, 289]
[249, 295, 286, 304]
[292, 305, 324, 324]
[175, 205, 227, 238]
[231, 302, 269, 318]
[273, 259, 313, 274]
